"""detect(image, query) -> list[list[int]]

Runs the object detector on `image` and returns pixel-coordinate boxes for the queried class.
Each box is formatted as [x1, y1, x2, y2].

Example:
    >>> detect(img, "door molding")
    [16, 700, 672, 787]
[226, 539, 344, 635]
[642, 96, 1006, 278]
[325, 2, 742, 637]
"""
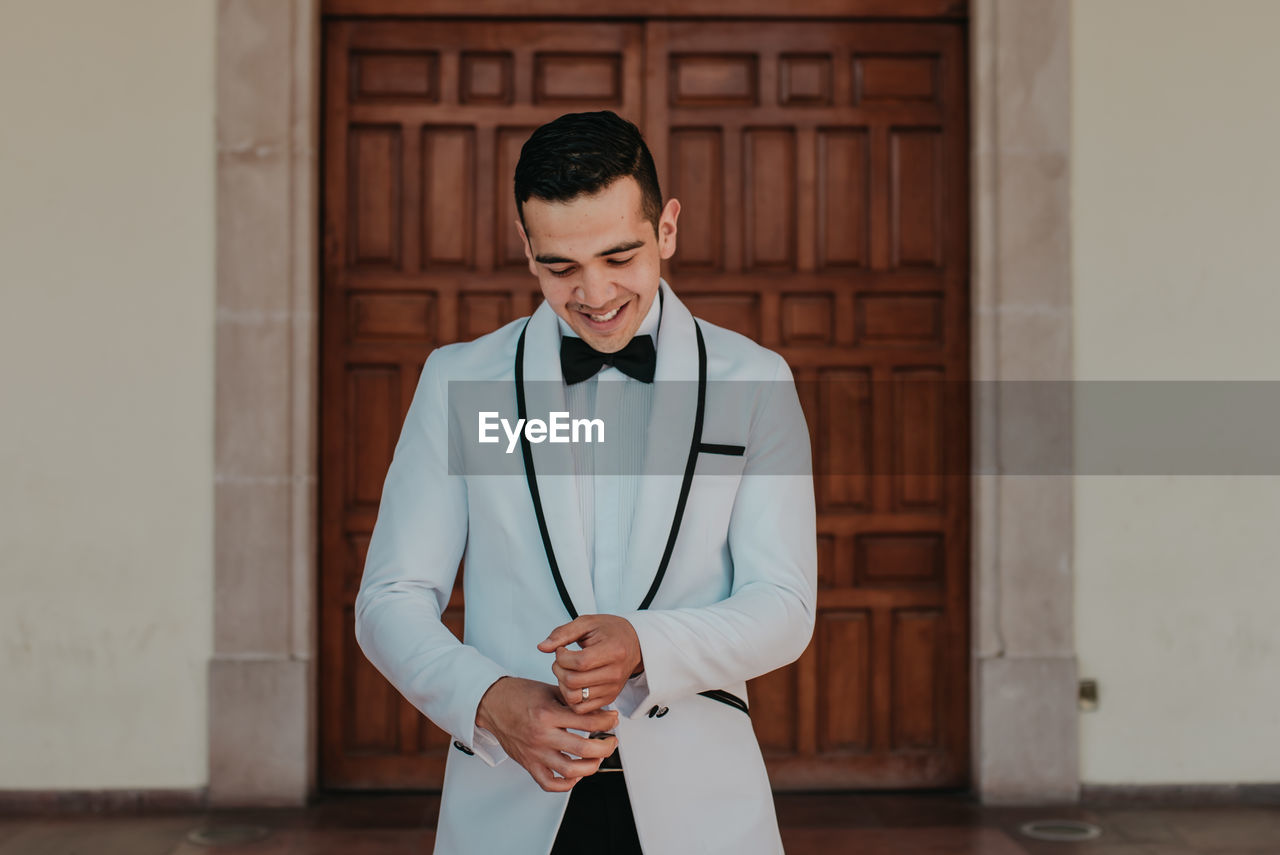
[211, 0, 1076, 804]
[321, 0, 967, 16]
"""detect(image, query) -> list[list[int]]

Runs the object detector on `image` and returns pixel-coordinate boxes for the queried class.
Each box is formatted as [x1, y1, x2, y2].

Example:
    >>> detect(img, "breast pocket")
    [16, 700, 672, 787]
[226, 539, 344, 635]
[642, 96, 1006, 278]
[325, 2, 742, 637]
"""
[693, 441, 746, 476]
[689, 442, 747, 546]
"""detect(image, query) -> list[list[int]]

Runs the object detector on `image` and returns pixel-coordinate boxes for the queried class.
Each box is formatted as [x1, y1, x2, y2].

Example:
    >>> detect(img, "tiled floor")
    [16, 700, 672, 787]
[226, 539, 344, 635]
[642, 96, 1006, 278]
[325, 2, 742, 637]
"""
[1, 791, 1279, 854]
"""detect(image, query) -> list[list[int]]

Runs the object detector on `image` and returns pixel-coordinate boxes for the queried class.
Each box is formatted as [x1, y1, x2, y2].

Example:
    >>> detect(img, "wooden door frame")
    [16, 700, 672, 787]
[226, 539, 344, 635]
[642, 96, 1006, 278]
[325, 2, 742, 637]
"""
[320, 0, 967, 15]
[210, 0, 1077, 806]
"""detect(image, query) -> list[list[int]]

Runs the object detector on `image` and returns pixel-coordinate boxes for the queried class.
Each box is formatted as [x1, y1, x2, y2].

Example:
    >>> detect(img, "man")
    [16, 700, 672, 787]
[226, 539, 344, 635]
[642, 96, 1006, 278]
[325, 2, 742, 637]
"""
[355, 110, 816, 854]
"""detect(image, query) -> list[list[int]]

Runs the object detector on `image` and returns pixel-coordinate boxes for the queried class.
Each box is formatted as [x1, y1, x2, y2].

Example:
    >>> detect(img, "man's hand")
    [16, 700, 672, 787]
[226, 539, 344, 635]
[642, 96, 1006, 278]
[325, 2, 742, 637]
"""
[538, 615, 644, 713]
[475, 677, 619, 792]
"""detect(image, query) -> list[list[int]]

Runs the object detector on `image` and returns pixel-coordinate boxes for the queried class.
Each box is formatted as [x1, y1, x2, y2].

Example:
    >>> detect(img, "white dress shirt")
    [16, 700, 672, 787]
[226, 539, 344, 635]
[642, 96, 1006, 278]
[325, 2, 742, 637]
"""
[555, 294, 661, 615]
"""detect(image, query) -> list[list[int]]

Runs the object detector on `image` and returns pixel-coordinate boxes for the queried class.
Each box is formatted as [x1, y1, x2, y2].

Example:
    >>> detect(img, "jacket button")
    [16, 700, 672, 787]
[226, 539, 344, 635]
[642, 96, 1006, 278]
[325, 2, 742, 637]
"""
[453, 740, 474, 756]
[656, 706, 669, 718]
[647, 705, 659, 718]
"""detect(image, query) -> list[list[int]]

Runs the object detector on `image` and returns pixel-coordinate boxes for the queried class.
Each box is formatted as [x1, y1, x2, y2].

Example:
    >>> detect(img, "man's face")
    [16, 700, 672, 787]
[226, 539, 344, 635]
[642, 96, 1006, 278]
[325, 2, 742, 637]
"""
[516, 176, 680, 353]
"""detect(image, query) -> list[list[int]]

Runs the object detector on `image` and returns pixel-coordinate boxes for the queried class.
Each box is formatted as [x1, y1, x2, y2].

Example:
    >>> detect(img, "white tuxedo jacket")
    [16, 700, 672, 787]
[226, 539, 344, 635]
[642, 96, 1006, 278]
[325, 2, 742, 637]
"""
[355, 280, 817, 854]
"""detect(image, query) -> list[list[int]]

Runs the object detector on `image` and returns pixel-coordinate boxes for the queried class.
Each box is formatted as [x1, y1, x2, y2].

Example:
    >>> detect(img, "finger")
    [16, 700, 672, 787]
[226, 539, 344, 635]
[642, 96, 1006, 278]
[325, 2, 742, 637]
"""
[554, 643, 616, 672]
[567, 692, 619, 715]
[549, 752, 608, 780]
[555, 678, 611, 713]
[555, 677, 582, 710]
[533, 765, 580, 793]
[559, 685, 607, 713]
[552, 705, 620, 733]
[547, 686, 616, 711]
[553, 732, 618, 760]
[552, 660, 622, 691]
[538, 617, 595, 653]
[550, 665, 622, 710]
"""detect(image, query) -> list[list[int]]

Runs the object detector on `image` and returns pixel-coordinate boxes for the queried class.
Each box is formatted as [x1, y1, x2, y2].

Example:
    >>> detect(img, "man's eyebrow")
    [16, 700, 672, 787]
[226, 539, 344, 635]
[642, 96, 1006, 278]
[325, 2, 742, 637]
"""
[597, 239, 645, 256]
[534, 240, 645, 265]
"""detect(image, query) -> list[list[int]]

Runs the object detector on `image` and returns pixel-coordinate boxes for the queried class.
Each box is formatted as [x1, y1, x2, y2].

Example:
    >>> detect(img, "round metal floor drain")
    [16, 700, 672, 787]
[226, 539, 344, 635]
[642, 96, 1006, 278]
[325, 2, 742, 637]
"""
[1018, 819, 1102, 842]
[185, 825, 272, 846]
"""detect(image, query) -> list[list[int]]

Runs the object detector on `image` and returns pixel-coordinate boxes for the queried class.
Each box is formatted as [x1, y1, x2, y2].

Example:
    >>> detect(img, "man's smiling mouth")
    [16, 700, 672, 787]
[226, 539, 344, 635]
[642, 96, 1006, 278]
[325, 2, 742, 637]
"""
[575, 299, 630, 328]
[587, 306, 621, 322]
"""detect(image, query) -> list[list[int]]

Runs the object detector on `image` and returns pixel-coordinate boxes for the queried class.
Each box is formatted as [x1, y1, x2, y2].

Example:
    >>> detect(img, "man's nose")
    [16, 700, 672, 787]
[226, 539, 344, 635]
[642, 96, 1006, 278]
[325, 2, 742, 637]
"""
[574, 267, 618, 308]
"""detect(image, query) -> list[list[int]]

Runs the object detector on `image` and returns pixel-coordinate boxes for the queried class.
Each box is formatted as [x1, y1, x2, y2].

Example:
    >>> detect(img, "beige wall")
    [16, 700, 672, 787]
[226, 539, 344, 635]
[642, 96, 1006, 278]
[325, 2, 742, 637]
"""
[0, 0, 215, 787]
[1073, 0, 1280, 783]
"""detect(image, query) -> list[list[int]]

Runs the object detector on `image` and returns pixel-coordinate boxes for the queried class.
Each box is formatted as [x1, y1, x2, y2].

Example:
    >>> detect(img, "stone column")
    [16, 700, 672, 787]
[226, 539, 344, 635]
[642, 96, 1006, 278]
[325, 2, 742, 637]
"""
[970, 0, 1079, 804]
[210, 0, 319, 806]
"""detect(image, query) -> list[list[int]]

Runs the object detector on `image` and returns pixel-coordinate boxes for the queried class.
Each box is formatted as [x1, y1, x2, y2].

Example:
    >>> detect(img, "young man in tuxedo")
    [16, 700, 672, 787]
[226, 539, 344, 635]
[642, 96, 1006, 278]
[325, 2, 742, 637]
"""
[355, 110, 816, 854]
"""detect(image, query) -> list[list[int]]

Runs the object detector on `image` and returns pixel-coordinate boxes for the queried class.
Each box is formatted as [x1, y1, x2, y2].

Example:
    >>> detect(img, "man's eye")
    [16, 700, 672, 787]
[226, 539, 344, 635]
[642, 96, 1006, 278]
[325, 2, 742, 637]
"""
[549, 267, 575, 278]
[606, 256, 635, 266]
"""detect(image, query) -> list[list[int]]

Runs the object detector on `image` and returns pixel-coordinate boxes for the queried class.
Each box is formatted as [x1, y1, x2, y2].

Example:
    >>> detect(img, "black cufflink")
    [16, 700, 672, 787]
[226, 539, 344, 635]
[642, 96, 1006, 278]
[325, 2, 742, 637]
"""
[647, 705, 659, 718]
[656, 706, 669, 718]
[453, 740, 475, 755]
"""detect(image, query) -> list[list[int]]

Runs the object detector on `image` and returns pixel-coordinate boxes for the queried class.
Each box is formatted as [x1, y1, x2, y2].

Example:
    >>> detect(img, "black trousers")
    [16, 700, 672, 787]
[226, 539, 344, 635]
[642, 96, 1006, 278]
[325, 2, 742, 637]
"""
[549, 771, 644, 854]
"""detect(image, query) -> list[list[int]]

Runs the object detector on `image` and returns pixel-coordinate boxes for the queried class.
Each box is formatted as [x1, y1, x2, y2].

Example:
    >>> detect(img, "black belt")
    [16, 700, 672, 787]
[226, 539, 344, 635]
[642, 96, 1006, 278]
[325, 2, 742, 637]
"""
[591, 732, 623, 772]
[597, 746, 623, 772]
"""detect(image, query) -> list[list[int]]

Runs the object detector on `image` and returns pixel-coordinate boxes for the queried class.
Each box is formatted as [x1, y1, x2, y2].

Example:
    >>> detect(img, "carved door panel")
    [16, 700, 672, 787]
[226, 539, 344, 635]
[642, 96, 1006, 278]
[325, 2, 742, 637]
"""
[320, 15, 968, 790]
[643, 20, 970, 790]
[320, 18, 645, 789]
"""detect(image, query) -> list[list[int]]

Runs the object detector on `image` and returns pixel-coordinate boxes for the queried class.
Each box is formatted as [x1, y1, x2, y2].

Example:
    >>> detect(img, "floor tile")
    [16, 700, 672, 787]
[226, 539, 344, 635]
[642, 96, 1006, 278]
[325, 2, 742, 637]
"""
[860, 791, 990, 828]
[0, 795, 1276, 855]
[1093, 809, 1196, 845]
[780, 825, 1028, 855]
[0, 816, 193, 855]
[304, 793, 439, 829]
[772, 792, 882, 827]
[165, 828, 294, 855]
[1165, 807, 1280, 850]
[290, 827, 436, 854]
[1013, 841, 1200, 855]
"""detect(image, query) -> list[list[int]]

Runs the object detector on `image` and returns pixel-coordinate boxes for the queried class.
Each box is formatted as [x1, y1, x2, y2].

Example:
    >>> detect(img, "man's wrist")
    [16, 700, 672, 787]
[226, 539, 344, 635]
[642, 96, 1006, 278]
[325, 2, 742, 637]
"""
[623, 618, 644, 677]
[475, 675, 511, 732]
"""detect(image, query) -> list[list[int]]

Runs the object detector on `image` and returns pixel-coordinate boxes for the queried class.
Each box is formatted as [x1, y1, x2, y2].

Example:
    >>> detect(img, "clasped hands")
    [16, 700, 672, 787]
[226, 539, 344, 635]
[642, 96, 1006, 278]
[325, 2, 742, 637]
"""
[474, 614, 644, 792]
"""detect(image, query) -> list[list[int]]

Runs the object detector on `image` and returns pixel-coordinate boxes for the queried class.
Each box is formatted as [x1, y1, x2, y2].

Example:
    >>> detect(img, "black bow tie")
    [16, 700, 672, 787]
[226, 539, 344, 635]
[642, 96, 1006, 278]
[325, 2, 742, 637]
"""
[560, 334, 656, 384]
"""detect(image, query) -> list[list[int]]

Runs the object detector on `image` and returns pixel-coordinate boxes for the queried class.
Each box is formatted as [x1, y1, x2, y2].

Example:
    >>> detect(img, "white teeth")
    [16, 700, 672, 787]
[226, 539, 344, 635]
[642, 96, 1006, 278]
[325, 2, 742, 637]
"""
[588, 307, 620, 322]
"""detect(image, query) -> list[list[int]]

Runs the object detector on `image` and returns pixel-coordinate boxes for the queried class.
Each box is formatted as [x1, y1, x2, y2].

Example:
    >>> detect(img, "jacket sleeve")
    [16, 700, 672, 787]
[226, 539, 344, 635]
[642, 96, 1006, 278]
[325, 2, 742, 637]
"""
[353, 347, 512, 765]
[617, 353, 817, 717]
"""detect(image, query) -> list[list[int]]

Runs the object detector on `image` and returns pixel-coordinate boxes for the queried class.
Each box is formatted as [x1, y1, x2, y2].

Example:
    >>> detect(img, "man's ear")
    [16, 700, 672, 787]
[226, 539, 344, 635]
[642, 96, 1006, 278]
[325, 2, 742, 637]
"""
[515, 218, 538, 277]
[657, 197, 681, 261]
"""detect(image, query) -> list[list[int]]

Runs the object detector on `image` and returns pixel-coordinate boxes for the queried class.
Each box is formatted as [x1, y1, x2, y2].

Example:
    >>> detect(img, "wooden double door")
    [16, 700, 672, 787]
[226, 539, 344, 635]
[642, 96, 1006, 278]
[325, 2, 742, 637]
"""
[320, 14, 970, 791]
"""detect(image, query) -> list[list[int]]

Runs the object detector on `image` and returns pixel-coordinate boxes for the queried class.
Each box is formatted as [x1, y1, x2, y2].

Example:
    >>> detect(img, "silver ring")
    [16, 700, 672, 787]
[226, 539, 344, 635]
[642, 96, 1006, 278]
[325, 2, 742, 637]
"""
[581, 686, 590, 702]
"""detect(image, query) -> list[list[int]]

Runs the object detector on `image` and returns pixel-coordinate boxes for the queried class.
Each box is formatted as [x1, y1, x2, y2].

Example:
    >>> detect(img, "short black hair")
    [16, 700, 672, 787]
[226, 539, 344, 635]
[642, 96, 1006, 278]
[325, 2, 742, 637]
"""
[513, 110, 663, 234]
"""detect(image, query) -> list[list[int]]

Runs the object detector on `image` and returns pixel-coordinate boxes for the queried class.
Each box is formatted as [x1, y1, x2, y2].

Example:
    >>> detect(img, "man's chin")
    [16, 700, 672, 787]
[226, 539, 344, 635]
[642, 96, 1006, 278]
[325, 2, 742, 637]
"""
[576, 326, 638, 353]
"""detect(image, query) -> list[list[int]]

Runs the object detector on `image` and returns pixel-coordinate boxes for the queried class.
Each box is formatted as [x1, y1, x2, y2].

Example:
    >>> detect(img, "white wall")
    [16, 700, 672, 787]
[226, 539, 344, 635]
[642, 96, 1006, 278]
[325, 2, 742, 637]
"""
[1073, 0, 1280, 783]
[0, 0, 215, 788]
